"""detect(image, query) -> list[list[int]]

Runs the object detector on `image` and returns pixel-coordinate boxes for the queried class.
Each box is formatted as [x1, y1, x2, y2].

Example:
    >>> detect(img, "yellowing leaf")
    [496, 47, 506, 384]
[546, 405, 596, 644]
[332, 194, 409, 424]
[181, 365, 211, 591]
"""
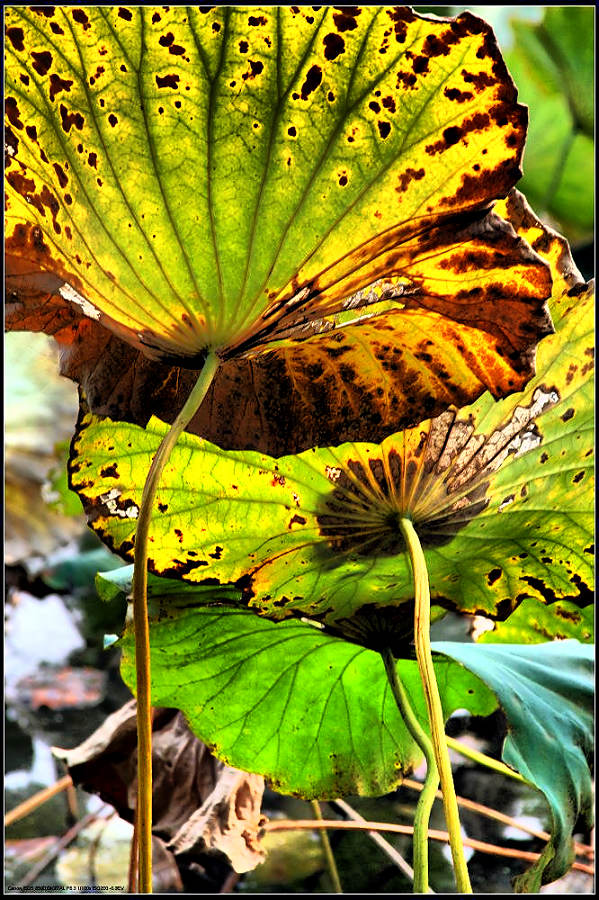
[6, 5, 551, 413]
[69, 279, 593, 636]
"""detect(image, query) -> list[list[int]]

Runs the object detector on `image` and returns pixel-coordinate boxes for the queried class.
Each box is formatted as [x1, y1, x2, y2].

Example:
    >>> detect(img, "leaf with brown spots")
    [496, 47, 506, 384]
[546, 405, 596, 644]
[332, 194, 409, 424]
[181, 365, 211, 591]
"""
[476, 595, 594, 644]
[7, 193, 556, 457]
[69, 278, 593, 634]
[6, 6, 551, 419]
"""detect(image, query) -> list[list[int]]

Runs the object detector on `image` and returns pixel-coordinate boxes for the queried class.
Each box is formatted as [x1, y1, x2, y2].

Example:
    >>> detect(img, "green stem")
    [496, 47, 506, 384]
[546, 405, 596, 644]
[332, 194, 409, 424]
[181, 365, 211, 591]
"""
[399, 517, 472, 894]
[131, 351, 220, 894]
[445, 736, 526, 783]
[311, 800, 343, 893]
[381, 648, 438, 894]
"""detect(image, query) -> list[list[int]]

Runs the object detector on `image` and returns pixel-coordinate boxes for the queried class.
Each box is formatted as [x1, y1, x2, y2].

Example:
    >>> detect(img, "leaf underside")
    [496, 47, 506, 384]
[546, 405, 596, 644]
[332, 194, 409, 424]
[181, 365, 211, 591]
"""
[117, 593, 593, 890]
[6, 5, 552, 420]
[70, 279, 593, 637]
[118, 600, 496, 798]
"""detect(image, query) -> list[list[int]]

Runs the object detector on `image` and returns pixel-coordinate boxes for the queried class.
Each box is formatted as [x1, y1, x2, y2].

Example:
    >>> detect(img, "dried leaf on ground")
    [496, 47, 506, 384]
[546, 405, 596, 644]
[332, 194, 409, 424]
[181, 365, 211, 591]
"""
[53, 700, 265, 873]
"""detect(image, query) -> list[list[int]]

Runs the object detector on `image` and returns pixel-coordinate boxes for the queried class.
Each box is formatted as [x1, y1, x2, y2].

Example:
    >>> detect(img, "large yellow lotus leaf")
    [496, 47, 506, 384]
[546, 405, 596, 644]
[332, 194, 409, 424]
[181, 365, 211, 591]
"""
[6, 5, 551, 400]
[69, 280, 593, 632]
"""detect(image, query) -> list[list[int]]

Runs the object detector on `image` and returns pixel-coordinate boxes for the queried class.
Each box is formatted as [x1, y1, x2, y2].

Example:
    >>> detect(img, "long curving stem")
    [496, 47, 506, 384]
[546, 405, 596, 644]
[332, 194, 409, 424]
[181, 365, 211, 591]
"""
[399, 517, 472, 894]
[131, 351, 220, 893]
[381, 647, 438, 894]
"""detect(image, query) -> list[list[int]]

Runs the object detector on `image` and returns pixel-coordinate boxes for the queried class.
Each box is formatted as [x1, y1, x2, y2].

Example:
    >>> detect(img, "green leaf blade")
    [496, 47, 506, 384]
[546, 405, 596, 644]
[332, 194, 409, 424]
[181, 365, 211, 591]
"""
[119, 602, 496, 798]
[432, 640, 594, 889]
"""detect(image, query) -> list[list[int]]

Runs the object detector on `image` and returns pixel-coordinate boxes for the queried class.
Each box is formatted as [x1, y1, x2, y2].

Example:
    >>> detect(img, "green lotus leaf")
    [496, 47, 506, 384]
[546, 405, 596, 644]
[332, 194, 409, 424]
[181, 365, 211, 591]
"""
[433, 639, 594, 889]
[70, 281, 593, 635]
[119, 601, 497, 797]
[6, 5, 552, 415]
[118, 598, 593, 889]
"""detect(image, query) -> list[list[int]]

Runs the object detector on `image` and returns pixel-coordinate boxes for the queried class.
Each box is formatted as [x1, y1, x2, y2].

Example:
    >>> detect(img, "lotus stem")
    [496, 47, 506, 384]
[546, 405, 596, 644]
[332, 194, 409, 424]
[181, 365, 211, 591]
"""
[311, 800, 343, 892]
[381, 647, 437, 894]
[399, 516, 472, 894]
[132, 351, 220, 893]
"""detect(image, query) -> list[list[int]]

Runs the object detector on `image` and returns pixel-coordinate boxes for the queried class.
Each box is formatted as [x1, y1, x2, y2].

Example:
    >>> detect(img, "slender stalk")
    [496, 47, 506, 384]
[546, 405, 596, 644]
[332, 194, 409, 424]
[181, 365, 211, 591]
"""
[399, 516, 472, 894]
[444, 736, 526, 783]
[381, 647, 438, 894]
[311, 800, 343, 892]
[131, 351, 220, 894]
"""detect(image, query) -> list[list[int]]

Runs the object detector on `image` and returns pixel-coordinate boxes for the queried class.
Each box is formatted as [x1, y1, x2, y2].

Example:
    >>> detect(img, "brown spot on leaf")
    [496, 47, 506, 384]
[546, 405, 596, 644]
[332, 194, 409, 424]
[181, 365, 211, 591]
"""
[385, 6, 415, 43]
[381, 96, 396, 113]
[31, 50, 53, 77]
[118, 7, 132, 20]
[159, 32, 174, 47]
[569, 574, 593, 604]
[156, 73, 180, 89]
[487, 567, 502, 585]
[444, 86, 474, 102]
[461, 69, 496, 91]
[323, 32, 345, 61]
[174, 528, 184, 544]
[248, 15, 267, 26]
[6, 97, 23, 129]
[100, 463, 119, 478]
[561, 408, 574, 422]
[6, 27, 25, 51]
[396, 167, 425, 194]
[378, 120, 391, 139]
[88, 152, 97, 168]
[520, 576, 557, 604]
[300, 65, 322, 100]
[396, 70, 416, 89]
[208, 546, 223, 559]
[288, 514, 307, 528]
[333, 8, 360, 32]
[53, 163, 68, 188]
[59, 104, 84, 132]
[49, 74, 74, 101]
[242, 60, 263, 80]
[239, 39, 248, 53]
[108, 114, 118, 127]
[72, 9, 91, 29]
[412, 55, 429, 74]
